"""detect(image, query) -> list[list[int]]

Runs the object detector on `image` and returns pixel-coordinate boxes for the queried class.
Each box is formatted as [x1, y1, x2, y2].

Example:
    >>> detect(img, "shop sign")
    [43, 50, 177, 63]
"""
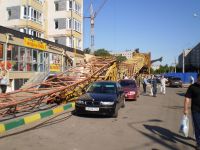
[24, 37, 47, 51]
[50, 64, 60, 72]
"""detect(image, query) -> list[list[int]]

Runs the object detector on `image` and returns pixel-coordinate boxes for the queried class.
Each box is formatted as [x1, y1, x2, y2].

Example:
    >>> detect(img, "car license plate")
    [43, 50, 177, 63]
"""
[85, 107, 99, 111]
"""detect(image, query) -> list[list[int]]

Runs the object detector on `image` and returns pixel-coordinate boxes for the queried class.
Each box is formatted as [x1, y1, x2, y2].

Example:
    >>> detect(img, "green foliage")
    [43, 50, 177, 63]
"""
[94, 49, 111, 57]
[116, 55, 127, 62]
[83, 48, 91, 54]
[153, 64, 175, 74]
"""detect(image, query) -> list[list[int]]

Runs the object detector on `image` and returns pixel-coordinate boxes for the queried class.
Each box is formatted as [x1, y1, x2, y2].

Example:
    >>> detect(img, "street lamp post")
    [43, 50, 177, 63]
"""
[182, 50, 185, 73]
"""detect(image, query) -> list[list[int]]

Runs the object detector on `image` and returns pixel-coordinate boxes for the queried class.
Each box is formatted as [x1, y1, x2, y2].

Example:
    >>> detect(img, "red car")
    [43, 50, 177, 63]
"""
[119, 79, 139, 100]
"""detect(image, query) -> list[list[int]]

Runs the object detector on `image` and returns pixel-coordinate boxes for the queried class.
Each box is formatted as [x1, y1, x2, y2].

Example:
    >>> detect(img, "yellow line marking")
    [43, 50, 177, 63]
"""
[53, 106, 64, 114]
[24, 114, 41, 124]
[72, 102, 75, 108]
[0, 124, 5, 133]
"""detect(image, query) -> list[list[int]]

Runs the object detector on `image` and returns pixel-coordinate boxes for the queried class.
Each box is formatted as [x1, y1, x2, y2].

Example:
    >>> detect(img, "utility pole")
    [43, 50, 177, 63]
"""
[90, 3, 95, 52]
[182, 50, 185, 73]
[174, 57, 176, 73]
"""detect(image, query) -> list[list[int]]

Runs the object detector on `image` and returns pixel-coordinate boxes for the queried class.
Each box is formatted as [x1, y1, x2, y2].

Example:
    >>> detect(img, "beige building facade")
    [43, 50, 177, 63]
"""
[0, 0, 83, 50]
[0, 25, 84, 91]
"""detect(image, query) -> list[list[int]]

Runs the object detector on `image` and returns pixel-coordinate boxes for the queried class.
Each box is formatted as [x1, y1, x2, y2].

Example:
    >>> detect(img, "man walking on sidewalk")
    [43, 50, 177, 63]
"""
[184, 73, 200, 150]
[160, 75, 168, 94]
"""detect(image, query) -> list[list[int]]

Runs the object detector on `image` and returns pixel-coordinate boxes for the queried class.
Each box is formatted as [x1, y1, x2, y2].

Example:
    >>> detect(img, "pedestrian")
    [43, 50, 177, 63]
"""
[190, 76, 195, 84]
[149, 75, 154, 96]
[135, 74, 141, 87]
[184, 73, 200, 150]
[160, 75, 168, 94]
[150, 75, 157, 97]
[0, 70, 9, 93]
[142, 75, 148, 95]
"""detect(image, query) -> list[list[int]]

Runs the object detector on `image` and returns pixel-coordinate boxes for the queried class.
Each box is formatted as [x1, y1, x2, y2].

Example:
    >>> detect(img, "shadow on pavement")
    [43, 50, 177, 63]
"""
[176, 92, 185, 97]
[127, 122, 195, 150]
[164, 106, 183, 110]
[0, 111, 72, 139]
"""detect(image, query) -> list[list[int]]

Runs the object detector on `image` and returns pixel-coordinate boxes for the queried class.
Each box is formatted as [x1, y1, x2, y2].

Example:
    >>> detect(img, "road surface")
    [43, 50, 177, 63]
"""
[0, 87, 196, 150]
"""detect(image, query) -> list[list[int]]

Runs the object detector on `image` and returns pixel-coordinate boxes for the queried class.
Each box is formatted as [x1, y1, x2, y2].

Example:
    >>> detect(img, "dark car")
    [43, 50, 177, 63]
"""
[168, 77, 183, 87]
[75, 81, 125, 117]
[119, 79, 139, 100]
[164, 76, 174, 86]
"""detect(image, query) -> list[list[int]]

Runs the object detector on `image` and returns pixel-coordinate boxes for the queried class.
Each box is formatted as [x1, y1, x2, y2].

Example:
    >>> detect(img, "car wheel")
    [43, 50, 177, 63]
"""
[112, 108, 118, 118]
[121, 98, 125, 108]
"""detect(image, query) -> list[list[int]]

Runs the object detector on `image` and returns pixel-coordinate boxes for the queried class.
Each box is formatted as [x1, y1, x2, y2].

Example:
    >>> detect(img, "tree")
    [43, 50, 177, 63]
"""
[116, 55, 127, 63]
[94, 49, 111, 57]
[83, 48, 91, 54]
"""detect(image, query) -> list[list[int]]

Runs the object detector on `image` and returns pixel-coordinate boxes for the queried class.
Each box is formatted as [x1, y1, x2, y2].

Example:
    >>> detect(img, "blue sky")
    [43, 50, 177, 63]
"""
[83, 0, 200, 65]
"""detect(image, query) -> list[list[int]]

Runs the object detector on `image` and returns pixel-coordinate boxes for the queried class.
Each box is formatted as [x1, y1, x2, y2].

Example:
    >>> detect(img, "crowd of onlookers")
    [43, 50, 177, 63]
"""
[122, 73, 168, 97]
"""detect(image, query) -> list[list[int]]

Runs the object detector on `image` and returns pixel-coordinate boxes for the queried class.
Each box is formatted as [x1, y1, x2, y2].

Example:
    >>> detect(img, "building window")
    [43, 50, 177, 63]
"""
[55, 2, 59, 11]
[22, 6, 42, 24]
[69, 0, 73, 9]
[7, 9, 12, 19]
[68, 18, 72, 29]
[55, 20, 58, 29]
[20, 28, 42, 38]
[35, 0, 43, 4]
[55, 39, 58, 43]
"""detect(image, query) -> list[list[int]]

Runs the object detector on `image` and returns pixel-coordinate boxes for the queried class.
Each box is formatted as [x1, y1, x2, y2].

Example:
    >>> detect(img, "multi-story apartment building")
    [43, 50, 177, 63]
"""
[0, 0, 83, 50]
[0, 0, 46, 38]
[112, 50, 135, 59]
[47, 0, 83, 50]
[178, 43, 200, 72]
[178, 49, 191, 68]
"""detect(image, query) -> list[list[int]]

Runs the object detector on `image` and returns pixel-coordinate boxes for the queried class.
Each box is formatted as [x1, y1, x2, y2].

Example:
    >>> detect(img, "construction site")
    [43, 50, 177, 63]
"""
[0, 48, 155, 119]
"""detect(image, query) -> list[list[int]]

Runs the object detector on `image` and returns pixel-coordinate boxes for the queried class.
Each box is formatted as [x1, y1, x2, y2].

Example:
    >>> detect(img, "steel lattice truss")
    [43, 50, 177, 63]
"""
[0, 57, 116, 119]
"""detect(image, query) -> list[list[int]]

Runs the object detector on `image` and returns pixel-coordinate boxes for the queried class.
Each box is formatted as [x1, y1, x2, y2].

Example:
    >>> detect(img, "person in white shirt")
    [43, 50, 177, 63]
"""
[160, 76, 168, 94]
[0, 71, 9, 93]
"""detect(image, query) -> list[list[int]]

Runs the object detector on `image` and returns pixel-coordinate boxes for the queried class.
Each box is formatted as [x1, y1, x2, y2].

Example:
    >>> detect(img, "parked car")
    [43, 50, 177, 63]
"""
[119, 79, 139, 100]
[75, 81, 125, 118]
[168, 77, 183, 87]
[164, 76, 174, 86]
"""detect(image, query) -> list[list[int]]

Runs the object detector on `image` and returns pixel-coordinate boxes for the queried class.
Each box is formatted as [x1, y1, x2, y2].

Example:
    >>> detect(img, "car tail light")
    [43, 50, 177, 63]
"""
[128, 91, 135, 95]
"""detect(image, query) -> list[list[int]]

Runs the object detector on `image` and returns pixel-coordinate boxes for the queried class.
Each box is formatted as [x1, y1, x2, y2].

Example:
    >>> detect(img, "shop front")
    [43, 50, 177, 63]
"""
[0, 25, 84, 91]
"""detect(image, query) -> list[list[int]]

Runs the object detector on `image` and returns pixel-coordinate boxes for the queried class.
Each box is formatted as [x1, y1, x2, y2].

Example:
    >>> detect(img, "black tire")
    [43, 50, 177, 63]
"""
[112, 108, 118, 118]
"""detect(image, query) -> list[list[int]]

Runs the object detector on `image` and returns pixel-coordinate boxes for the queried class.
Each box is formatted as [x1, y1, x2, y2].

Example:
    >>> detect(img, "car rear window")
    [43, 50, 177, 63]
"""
[87, 82, 116, 94]
[119, 80, 136, 87]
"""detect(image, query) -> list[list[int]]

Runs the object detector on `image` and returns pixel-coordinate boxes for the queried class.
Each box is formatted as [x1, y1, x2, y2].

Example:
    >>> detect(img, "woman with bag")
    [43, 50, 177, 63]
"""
[184, 73, 200, 150]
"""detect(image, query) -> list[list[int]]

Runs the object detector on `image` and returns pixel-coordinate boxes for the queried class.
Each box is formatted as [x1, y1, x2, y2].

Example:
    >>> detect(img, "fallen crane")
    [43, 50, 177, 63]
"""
[0, 57, 117, 119]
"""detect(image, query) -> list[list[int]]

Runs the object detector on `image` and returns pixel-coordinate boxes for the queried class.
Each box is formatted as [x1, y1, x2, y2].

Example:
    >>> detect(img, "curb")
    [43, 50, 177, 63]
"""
[0, 102, 75, 133]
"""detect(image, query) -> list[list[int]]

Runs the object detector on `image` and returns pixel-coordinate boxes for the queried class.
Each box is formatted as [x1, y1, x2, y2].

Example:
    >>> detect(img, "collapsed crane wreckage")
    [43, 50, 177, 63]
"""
[0, 57, 117, 118]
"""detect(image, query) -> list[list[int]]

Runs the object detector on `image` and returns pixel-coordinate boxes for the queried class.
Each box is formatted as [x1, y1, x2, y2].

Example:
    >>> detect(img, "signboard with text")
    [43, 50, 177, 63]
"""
[50, 64, 60, 72]
[24, 37, 47, 51]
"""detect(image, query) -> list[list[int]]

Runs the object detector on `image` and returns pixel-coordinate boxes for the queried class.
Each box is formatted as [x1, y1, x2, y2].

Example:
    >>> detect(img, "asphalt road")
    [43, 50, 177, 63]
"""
[0, 87, 196, 150]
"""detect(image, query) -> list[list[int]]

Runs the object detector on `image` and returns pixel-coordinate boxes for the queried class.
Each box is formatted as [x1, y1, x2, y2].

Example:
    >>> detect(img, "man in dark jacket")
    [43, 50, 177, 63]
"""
[151, 75, 157, 97]
[184, 73, 200, 150]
